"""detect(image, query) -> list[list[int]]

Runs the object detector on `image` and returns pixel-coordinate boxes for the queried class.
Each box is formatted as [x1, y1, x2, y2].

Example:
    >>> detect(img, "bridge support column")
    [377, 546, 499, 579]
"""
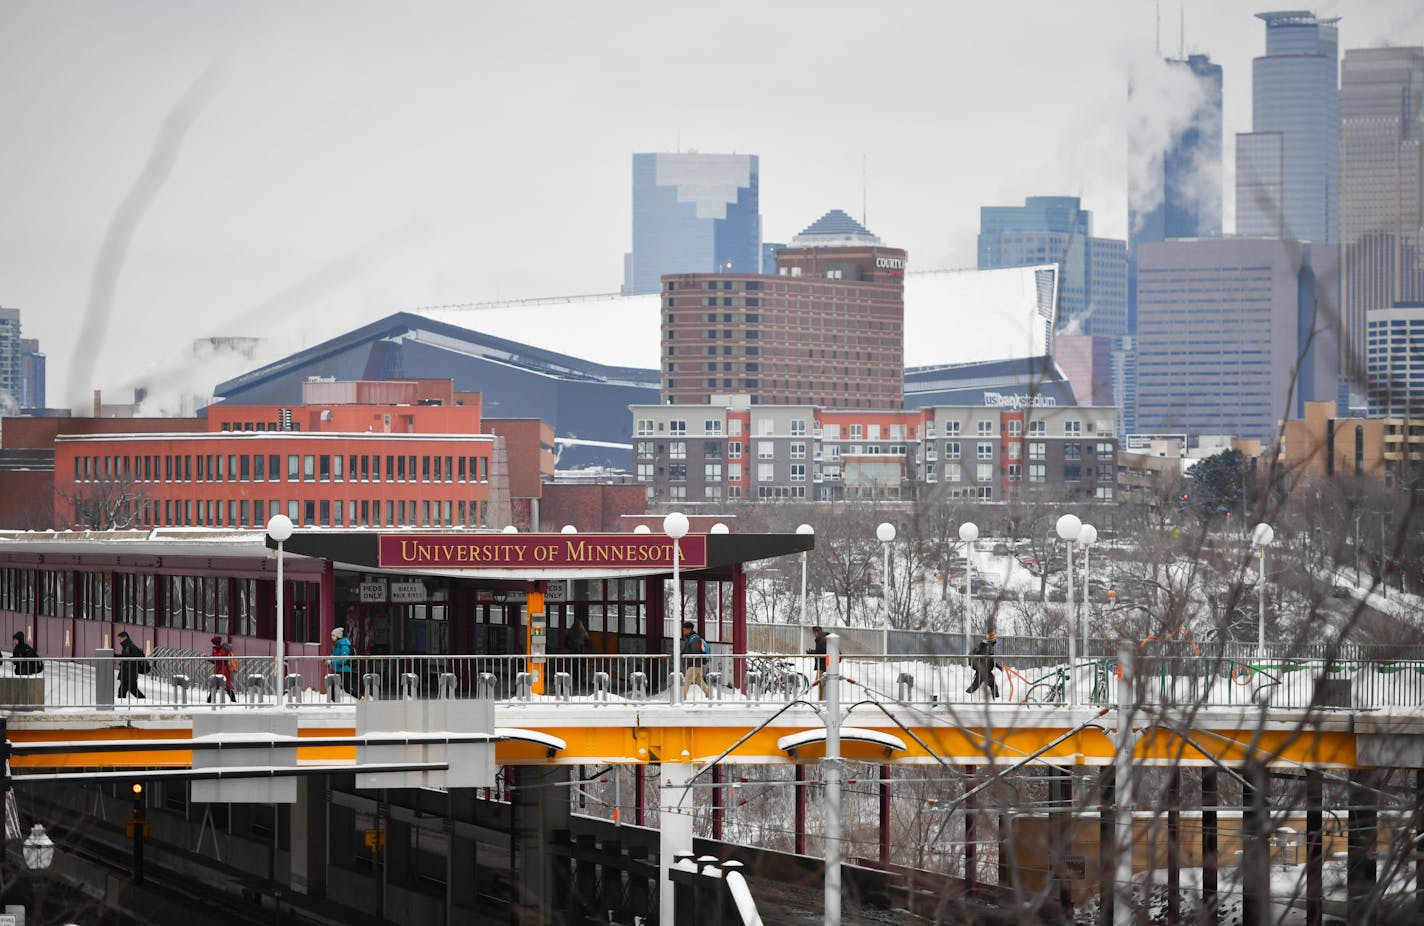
[795, 765, 807, 855]
[288, 775, 327, 897]
[1308, 769, 1323, 926]
[635, 765, 646, 826]
[879, 764, 891, 865]
[1241, 762, 1269, 926]
[1348, 768, 1381, 926]
[511, 765, 571, 926]
[1048, 767, 1073, 915]
[1167, 768, 1181, 926]
[1202, 768, 1218, 924]
[1097, 767, 1114, 924]
[964, 764, 977, 893]
[711, 765, 723, 841]
[1417, 770, 1424, 925]
[659, 762, 696, 926]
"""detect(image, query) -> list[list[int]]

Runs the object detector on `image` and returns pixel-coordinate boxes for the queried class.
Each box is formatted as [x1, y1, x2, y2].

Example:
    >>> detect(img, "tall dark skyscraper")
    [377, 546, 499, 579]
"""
[1236, 11, 1340, 244]
[621, 152, 761, 296]
[1341, 46, 1424, 408]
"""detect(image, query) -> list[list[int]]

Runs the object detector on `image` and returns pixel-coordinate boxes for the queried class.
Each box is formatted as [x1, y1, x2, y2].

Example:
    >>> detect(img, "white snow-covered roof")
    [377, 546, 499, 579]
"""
[775, 727, 907, 754]
[410, 264, 1056, 372]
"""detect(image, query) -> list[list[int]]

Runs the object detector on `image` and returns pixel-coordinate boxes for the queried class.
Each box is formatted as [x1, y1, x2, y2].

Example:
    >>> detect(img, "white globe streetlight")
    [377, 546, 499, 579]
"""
[1077, 523, 1098, 666]
[560, 525, 578, 534]
[958, 522, 979, 649]
[663, 512, 690, 704]
[633, 524, 652, 534]
[710, 523, 730, 534]
[1055, 514, 1082, 705]
[796, 524, 815, 626]
[1252, 523, 1276, 651]
[266, 514, 294, 708]
[502, 524, 519, 534]
[876, 523, 896, 623]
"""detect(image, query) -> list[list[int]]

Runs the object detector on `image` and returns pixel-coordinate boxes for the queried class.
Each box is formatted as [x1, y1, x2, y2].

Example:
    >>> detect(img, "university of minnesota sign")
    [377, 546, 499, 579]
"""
[377, 533, 708, 570]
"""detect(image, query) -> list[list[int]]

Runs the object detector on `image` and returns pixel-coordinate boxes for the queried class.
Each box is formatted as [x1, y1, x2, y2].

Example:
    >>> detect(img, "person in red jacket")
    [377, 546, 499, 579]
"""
[209, 635, 236, 703]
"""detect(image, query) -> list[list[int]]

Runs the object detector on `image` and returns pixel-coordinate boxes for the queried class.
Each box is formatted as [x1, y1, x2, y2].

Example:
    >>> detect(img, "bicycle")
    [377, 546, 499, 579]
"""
[746, 656, 811, 698]
[1022, 666, 1067, 704]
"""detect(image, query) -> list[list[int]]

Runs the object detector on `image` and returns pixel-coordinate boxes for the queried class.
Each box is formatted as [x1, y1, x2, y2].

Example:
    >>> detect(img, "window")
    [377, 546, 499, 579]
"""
[636, 418, 654, 436]
[976, 442, 993, 460]
[850, 424, 863, 440]
[868, 424, 881, 441]
[757, 463, 774, 482]
[728, 441, 742, 459]
[977, 420, 993, 436]
[945, 463, 962, 482]
[636, 463, 653, 481]
[1029, 419, 1046, 436]
[790, 464, 806, 482]
[729, 419, 742, 436]
[1095, 486, 1114, 500]
[1007, 463, 1022, 481]
[1064, 443, 1082, 460]
[945, 441, 961, 460]
[288, 455, 299, 480]
[1028, 442, 1046, 461]
[945, 420, 961, 436]
[758, 441, 774, 459]
[1029, 464, 1046, 483]
[1097, 442, 1114, 458]
[1098, 467, 1113, 483]
[889, 424, 907, 441]
[728, 463, 742, 480]
[1064, 464, 1082, 481]
[704, 442, 722, 459]
[791, 419, 807, 436]
[668, 441, 687, 460]
[1007, 443, 1022, 460]
[1008, 419, 1022, 437]
[704, 463, 723, 481]
[757, 418, 774, 436]
[703, 419, 723, 435]
[822, 424, 840, 440]
[669, 419, 687, 435]
[637, 441, 655, 457]
[1064, 420, 1081, 436]
[790, 442, 806, 459]
[976, 463, 993, 482]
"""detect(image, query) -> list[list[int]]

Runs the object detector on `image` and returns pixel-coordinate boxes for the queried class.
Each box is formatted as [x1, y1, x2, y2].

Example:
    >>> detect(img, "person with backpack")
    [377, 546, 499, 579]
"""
[116, 630, 146, 699]
[806, 626, 828, 698]
[10, 631, 41, 675]
[966, 631, 1001, 699]
[209, 635, 237, 703]
[680, 621, 711, 700]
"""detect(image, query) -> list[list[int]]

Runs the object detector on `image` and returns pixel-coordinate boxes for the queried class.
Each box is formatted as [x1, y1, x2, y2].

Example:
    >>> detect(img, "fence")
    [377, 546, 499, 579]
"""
[1, 645, 1418, 711]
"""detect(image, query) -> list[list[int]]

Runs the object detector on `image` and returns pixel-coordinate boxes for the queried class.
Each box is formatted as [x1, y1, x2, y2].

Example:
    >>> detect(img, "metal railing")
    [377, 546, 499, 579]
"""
[0, 646, 1415, 711]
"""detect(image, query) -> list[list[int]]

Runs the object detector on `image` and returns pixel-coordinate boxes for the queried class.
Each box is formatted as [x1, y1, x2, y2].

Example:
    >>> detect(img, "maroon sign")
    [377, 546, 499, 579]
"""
[377, 533, 708, 570]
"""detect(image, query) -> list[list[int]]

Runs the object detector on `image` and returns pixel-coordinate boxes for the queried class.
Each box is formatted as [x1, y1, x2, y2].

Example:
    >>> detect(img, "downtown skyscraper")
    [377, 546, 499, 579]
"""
[622, 153, 761, 296]
[1236, 11, 1341, 245]
[1341, 46, 1424, 408]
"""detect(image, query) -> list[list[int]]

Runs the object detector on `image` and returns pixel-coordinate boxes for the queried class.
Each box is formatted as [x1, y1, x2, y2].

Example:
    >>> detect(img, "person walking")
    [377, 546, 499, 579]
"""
[329, 626, 355, 697]
[209, 635, 236, 703]
[10, 631, 41, 675]
[680, 621, 711, 700]
[116, 630, 146, 699]
[806, 626, 828, 697]
[966, 631, 1001, 699]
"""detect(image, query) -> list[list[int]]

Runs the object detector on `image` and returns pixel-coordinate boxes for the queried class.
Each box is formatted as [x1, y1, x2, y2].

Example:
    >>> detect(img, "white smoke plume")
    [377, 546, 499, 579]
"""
[1126, 53, 1222, 239]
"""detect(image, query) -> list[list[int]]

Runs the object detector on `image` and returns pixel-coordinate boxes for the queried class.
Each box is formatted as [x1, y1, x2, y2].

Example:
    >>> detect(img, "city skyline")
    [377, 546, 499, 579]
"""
[0, 1, 1420, 413]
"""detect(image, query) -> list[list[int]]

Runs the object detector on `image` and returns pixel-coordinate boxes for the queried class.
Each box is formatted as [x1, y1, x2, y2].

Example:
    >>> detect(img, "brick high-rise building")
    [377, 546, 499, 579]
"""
[660, 209, 905, 409]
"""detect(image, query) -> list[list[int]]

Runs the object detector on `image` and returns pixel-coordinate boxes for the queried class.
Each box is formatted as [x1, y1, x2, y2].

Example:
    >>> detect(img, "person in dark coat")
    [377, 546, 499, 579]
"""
[209, 635, 236, 703]
[116, 630, 145, 699]
[965, 631, 1000, 699]
[10, 632, 41, 675]
[806, 626, 828, 696]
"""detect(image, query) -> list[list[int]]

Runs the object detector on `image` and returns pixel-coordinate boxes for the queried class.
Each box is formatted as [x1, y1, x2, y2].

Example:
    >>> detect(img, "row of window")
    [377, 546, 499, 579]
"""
[73, 453, 491, 485]
[635, 417, 1100, 440]
[0, 569, 269, 638]
[117, 497, 493, 531]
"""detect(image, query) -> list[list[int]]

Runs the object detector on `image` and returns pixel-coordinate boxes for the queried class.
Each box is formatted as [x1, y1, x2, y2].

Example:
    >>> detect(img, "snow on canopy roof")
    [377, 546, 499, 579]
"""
[775, 727, 907, 754]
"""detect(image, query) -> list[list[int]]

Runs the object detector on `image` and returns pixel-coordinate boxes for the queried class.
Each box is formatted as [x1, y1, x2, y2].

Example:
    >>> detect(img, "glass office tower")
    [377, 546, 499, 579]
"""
[622, 153, 761, 296]
[1236, 11, 1340, 244]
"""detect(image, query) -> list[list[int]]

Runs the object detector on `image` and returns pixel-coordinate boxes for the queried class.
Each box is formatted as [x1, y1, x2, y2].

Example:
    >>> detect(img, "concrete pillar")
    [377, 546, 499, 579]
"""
[288, 776, 328, 897]
[879, 764, 892, 865]
[1098, 767, 1114, 924]
[964, 764, 977, 892]
[1202, 769, 1218, 924]
[1048, 767, 1073, 916]
[1241, 762, 1269, 926]
[711, 765, 724, 841]
[1167, 768, 1181, 925]
[659, 762, 695, 926]
[512, 765, 572, 925]
[795, 764, 807, 855]
[1348, 768, 1381, 926]
[1308, 769, 1323, 926]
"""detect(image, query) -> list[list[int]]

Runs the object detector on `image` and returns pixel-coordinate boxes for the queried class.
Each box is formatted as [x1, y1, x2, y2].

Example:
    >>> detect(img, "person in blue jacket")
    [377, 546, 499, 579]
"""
[329, 626, 355, 696]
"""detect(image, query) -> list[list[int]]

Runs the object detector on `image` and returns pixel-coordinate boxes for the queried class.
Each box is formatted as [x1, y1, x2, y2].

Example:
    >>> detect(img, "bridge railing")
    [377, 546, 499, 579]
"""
[0, 649, 1415, 711]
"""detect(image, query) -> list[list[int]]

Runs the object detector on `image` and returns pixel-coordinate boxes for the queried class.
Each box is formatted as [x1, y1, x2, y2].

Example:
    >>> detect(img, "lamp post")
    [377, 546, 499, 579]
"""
[1056, 514, 1082, 705]
[266, 514, 294, 709]
[796, 524, 815, 627]
[958, 522, 979, 650]
[663, 512, 689, 705]
[876, 522, 895, 624]
[1252, 523, 1275, 652]
[22, 824, 54, 871]
[1077, 523, 1097, 667]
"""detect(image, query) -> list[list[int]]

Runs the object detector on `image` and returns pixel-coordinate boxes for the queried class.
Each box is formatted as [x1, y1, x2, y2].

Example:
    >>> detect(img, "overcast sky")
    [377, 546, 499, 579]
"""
[1, 0, 1421, 412]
